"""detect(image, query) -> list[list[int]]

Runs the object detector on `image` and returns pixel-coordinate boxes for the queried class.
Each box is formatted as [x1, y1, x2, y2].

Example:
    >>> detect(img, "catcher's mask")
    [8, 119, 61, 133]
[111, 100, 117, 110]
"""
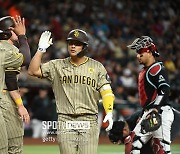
[0, 16, 15, 40]
[66, 29, 88, 57]
[127, 36, 160, 57]
[108, 121, 125, 143]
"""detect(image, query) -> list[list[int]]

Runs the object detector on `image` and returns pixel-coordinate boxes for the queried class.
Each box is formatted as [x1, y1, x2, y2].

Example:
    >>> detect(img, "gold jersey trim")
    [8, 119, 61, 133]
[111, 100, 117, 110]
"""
[69, 57, 89, 66]
[39, 65, 43, 78]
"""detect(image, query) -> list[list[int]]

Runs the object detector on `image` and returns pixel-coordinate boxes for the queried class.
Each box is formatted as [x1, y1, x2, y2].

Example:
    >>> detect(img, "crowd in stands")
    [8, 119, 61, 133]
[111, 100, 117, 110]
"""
[1, 0, 179, 136]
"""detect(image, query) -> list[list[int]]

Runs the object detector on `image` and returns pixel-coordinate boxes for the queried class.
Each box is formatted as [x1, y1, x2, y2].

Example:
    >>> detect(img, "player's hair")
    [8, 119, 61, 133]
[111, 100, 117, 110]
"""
[108, 121, 125, 143]
[0, 16, 14, 40]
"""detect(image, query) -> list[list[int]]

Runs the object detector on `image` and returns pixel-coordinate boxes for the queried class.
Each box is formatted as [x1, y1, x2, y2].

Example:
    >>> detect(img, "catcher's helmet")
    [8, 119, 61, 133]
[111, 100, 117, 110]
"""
[127, 36, 160, 57]
[66, 29, 88, 57]
[0, 16, 14, 40]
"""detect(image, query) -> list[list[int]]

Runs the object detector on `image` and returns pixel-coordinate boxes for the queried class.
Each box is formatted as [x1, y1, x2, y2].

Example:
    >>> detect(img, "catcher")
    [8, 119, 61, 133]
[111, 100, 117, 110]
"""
[126, 36, 174, 154]
[109, 110, 154, 154]
[109, 108, 180, 154]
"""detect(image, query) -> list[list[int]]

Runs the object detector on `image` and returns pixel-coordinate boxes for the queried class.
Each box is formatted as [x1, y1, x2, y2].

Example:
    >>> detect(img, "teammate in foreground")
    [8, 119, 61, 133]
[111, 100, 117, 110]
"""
[127, 36, 174, 154]
[0, 16, 30, 153]
[28, 29, 114, 154]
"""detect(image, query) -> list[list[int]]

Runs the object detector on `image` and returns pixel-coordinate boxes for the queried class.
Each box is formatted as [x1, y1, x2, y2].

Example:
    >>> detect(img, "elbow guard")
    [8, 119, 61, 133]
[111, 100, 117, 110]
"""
[5, 71, 18, 91]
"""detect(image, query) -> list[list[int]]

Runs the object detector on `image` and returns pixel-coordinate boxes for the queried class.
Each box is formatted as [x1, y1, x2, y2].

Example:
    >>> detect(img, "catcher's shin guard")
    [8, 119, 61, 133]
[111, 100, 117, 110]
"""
[161, 140, 171, 154]
[153, 138, 171, 154]
[131, 136, 144, 154]
[131, 149, 140, 154]
[153, 138, 165, 154]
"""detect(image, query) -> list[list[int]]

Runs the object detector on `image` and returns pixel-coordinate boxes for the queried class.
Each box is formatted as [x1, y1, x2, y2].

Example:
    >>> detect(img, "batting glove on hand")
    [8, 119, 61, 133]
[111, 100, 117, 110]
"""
[38, 31, 53, 52]
[103, 112, 113, 131]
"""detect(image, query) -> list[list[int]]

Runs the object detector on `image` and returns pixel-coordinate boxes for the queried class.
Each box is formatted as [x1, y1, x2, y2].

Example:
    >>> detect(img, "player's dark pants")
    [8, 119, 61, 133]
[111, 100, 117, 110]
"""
[57, 114, 99, 154]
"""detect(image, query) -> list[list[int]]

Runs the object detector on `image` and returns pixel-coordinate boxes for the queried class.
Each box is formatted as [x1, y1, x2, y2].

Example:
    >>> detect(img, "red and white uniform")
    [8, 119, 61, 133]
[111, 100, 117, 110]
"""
[132, 62, 174, 154]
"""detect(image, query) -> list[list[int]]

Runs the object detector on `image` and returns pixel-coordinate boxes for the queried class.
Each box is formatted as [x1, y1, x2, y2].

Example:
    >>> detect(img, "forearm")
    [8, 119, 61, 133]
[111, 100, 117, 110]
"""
[102, 95, 114, 113]
[28, 51, 43, 77]
[9, 90, 24, 106]
[5, 71, 23, 106]
[18, 35, 31, 66]
[100, 84, 114, 114]
[10, 91, 30, 124]
[5, 71, 18, 91]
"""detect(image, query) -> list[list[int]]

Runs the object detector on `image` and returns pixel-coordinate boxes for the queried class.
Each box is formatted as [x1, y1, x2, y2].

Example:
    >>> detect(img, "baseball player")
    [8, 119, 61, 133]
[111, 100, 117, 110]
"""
[127, 36, 174, 154]
[28, 29, 114, 154]
[0, 16, 30, 153]
[108, 108, 180, 154]
[109, 110, 154, 154]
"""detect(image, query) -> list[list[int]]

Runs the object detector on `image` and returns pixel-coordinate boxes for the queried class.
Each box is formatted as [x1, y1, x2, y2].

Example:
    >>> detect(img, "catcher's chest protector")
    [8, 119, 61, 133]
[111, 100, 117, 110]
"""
[138, 68, 148, 107]
[138, 63, 162, 108]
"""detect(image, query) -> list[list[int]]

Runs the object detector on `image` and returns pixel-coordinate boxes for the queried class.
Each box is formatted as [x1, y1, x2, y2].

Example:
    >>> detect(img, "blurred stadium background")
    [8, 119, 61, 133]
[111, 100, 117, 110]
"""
[1, 0, 180, 153]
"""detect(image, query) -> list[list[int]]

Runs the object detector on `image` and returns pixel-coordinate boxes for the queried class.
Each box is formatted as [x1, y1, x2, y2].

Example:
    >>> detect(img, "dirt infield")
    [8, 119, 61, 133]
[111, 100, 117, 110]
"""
[24, 135, 180, 145]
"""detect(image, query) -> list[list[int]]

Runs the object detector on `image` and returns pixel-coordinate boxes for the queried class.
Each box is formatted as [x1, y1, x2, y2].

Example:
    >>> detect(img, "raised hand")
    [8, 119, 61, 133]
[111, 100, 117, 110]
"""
[38, 31, 53, 52]
[11, 15, 26, 35]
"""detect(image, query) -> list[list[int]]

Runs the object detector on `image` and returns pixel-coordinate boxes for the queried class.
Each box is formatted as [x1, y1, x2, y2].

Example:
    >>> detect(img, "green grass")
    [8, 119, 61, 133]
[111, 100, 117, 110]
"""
[23, 144, 180, 154]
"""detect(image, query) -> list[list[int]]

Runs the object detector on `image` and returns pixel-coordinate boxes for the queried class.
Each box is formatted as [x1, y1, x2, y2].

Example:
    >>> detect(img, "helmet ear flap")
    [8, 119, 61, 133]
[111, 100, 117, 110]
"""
[83, 44, 88, 51]
[0, 29, 12, 40]
[77, 44, 88, 58]
[0, 16, 14, 40]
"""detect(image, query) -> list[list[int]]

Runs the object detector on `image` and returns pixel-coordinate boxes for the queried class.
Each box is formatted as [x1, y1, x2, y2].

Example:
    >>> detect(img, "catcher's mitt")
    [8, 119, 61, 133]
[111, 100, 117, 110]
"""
[141, 111, 161, 133]
[108, 121, 125, 143]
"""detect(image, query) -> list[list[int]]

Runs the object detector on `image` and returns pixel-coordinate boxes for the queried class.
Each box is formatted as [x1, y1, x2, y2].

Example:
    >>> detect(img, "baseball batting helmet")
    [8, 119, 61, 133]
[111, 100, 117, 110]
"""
[108, 121, 125, 143]
[0, 16, 14, 40]
[127, 36, 160, 57]
[66, 29, 88, 57]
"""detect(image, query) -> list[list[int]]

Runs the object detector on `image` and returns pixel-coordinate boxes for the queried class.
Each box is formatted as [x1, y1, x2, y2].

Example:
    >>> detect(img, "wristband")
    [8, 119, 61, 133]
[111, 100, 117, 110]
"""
[18, 35, 27, 40]
[38, 47, 46, 52]
[15, 98, 23, 106]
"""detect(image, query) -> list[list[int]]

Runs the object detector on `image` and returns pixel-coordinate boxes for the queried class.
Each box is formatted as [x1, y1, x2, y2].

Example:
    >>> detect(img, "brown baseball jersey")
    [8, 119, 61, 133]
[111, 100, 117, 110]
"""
[0, 40, 23, 98]
[0, 40, 23, 153]
[41, 57, 110, 115]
